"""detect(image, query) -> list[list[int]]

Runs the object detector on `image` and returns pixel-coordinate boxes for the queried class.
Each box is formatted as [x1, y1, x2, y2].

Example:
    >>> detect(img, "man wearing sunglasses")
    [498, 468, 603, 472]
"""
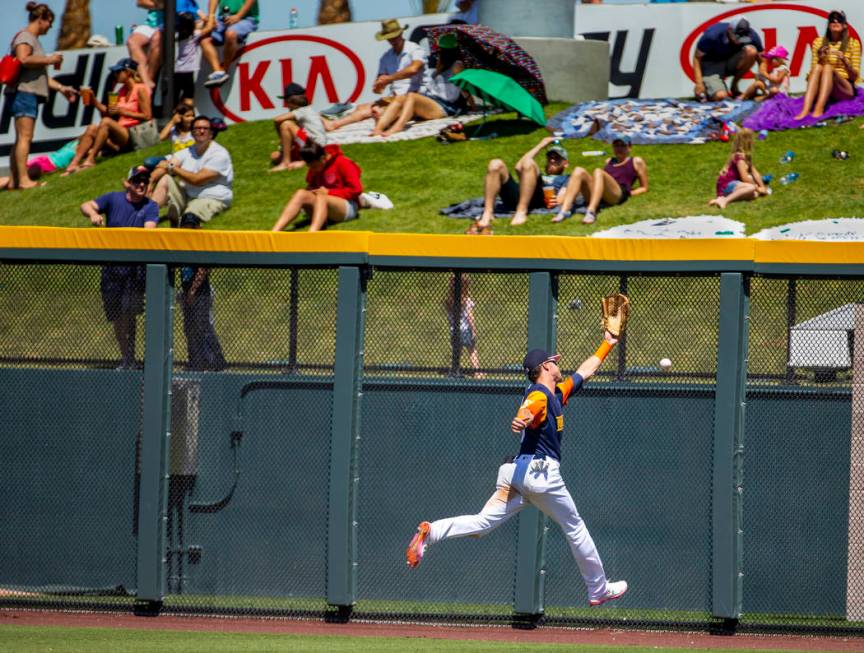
[80, 165, 158, 369]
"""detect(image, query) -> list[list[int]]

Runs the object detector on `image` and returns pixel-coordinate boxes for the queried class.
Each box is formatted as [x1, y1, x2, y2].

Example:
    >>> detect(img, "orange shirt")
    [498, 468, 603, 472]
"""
[117, 83, 151, 128]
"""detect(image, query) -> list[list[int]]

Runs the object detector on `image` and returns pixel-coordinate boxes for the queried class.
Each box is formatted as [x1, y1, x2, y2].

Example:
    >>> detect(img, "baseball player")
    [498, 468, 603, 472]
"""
[406, 330, 628, 607]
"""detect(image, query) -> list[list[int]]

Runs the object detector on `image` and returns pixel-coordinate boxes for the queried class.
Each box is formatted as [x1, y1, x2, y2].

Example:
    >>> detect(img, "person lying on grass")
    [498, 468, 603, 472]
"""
[708, 128, 769, 210]
[553, 136, 648, 225]
[271, 141, 363, 233]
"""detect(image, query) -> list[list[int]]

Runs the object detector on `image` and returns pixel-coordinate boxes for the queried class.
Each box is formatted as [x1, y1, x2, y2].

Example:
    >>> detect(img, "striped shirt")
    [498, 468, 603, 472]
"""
[810, 36, 861, 82]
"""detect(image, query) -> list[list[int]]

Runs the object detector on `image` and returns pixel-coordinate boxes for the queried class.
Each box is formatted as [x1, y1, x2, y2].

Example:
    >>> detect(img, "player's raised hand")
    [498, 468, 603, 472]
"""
[511, 416, 529, 433]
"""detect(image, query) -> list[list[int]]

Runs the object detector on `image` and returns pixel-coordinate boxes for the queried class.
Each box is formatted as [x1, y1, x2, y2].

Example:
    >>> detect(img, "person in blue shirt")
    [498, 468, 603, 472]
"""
[694, 17, 763, 102]
[405, 330, 629, 607]
[80, 165, 158, 368]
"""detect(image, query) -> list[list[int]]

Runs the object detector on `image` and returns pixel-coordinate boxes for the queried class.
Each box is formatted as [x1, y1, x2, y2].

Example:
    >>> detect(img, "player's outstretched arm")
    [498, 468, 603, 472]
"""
[575, 330, 618, 382]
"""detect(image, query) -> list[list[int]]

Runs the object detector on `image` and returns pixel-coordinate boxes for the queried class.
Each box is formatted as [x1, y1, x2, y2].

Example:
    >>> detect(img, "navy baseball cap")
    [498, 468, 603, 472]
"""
[126, 165, 150, 182]
[523, 349, 561, 376]
[109, 57, 138, 74]
[278, 82, 307, 99]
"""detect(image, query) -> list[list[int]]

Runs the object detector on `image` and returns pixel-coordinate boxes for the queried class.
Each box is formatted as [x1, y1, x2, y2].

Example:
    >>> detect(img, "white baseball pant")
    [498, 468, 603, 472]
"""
[427, 458, 609, 601]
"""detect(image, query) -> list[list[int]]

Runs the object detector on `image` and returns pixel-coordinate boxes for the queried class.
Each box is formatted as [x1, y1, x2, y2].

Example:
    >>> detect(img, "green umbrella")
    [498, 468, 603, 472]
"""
[450, 69, 547, 127]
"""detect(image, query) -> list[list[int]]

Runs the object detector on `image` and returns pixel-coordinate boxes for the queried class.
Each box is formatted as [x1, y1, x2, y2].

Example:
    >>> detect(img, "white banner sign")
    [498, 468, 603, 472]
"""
[0, 14, 450, 168]
[574, 1, 862, 99]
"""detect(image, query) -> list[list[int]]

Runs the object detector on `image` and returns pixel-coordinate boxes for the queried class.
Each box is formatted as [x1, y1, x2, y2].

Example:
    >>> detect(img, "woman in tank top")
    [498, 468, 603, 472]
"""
[553, 136, 649, 225]
[63, 58, 153, 175]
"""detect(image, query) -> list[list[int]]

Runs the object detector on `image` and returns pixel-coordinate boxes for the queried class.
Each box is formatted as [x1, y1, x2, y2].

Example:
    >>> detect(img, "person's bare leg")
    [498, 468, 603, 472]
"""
[384, 93, 445, 136]
[795, 65, 824, 120]
[222, 30, 240, 69]
[151, 174, 170, 208]
[63, 125, 99, 175]
[200, 36, 223, 74]
[84, 120, 128, 168]
[272, 190, 316, 231]
[270, 120, 305, 171]
[814, 70, 853, 118]
[325, 102, 376, 131]
[126, 32, 153, 88]
[709, 182, 757, 209]
[740, 80, 764, 101]
[372, 96, 405, 136]
[477, 159, 508, 228]
[146, 29, 162, 89]
[12, 116, 37, 189]
[511, 161, 539, 226]
[583, 169, 622, 224]
[308, 193, 331, 232]
[730, 46, 757, 97]
[553, 167, 593, 222]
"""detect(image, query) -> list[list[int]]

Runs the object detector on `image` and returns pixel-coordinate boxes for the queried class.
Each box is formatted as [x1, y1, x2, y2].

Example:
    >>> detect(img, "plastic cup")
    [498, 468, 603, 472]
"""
[108, 91, 119, 108]
[543, 186, 556, 209]
[79, 86, 93, 106]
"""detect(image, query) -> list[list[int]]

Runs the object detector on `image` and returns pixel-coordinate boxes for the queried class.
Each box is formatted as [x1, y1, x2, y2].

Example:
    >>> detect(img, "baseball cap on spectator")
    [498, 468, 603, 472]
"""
[523, 349, 561, 376]
[828, 10, 847, 24]
[209, 117, 228, 138]
[612, 135, 632, 146]
[375, 18, 408, 41]
[277, 82, 307, 99]
[763, 45, 789, 61]
[109, 57, 138, 74]
[546, 144, 569, 161]
[729, 17, 753, 45]
[126, 165, 150, 182]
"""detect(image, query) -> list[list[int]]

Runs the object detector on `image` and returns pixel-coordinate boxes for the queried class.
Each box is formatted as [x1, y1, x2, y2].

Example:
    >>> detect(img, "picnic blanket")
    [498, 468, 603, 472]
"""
[325, 113, 487, 145]
[440, 195, 586, 219]
[742, 89, 864, 131]
[547, 99, 757, 145]
[592, 216, 745, 239]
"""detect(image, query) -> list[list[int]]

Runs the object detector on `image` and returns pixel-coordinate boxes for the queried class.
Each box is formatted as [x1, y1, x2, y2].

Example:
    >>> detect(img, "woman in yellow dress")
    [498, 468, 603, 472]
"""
[795, 9, 860, 121]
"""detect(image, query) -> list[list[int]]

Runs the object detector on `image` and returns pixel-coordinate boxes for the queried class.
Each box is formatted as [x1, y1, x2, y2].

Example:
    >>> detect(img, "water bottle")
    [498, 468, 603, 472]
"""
[581, 150, 606, 157]
[778, 172, 800, 185]
[762, 173, 773, 185]
[289, 7, 299, 28]
[221, 5, 231, 22]
[724, 121, 739, 134]
[779, 150, 795, 164]
[114, 24, 124, 46]
[757, 130, 768, 140]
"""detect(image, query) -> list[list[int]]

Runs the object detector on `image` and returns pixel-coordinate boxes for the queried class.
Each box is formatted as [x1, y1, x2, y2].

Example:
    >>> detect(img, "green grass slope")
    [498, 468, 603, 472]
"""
[0, 103, 862, 235]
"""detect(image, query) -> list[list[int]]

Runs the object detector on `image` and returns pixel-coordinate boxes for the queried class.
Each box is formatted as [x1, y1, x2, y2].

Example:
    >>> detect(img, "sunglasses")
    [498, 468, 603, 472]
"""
[192, 126, 211, 133]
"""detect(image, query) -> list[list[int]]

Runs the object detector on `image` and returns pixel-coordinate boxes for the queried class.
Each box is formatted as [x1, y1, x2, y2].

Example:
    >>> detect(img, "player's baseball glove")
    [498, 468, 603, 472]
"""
[601, 292, 630, 338]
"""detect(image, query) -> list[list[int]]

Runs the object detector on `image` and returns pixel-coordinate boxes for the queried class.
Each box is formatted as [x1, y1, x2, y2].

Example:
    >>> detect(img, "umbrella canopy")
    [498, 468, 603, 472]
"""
[450, 69, 546, 127]
[426, 24, 547, 105]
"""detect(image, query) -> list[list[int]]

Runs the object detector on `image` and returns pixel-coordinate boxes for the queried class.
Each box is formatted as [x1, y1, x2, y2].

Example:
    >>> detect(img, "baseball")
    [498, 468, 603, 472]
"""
[659, 357, 672, 371]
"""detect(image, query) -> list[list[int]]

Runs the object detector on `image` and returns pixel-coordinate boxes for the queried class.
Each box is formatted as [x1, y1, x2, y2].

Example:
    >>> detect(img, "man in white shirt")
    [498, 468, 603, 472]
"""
[150, 116, 234, 226]
[324, 19, 427, 132]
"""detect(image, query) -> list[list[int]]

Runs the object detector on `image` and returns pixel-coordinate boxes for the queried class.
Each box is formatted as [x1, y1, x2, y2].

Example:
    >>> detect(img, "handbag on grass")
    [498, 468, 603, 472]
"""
[128, 119, 160, 150]
[0, 32, 23, 87]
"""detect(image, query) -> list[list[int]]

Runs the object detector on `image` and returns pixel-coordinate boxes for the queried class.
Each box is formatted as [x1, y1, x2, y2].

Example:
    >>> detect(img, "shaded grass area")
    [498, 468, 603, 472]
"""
[0, 625, 846, 653]
[0, 104, 862, 234]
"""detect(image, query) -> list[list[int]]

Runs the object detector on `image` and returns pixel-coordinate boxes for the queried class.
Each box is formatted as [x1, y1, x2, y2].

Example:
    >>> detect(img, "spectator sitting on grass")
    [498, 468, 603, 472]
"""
[201, 0, 259, 88]
[371, 33, 468, 138]
[63, 58, 152, 176]
[150, 115, 233, 227]
[554, 136, 648, 225]
[708, 128, 769, 210]
[271, 141, 363, 233]
[323, 19, 427, 132]
[693, 17, 763, 101]
[142, 101, 196, 170]
[79, 165, 157, 369]
[465, 136, 570, 235]
[270, 83, 329, 173]
[740, 45, 791, 102]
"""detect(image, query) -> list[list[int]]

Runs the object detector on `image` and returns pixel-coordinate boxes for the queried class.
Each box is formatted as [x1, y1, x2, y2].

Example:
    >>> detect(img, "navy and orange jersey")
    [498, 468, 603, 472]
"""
[515, 374, 584, 461]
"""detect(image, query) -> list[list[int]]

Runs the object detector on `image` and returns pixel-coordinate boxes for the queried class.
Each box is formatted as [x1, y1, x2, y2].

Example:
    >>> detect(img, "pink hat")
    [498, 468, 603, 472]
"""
[763, 45, 789, 60]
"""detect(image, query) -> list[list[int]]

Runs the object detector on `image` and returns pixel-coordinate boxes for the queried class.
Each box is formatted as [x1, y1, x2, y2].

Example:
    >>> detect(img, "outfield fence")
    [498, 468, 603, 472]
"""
[1, 228, 864, 635]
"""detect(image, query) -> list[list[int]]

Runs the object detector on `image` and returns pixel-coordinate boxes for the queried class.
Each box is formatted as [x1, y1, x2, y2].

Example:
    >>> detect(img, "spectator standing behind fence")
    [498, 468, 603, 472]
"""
[554, 136, 648, 226]
[445, 273, 481, 377]
[5, 2, 76, 191]
[371, 33, 467, 138]
[63, 58, 152, 176]
[693, 17, 763, 102]
[150, 116, 233, 226]
[271, 142, 363, 232]
[323, 19, 427, 132]
[270, 82, 328, 172]
[466, 136, 570, 235]
[795, 10, 860, 121]
[708, 128, 769, 210]
[79, 166, 158, 369]
[177, 215, 227, 371]
[201, 0, 259, 88]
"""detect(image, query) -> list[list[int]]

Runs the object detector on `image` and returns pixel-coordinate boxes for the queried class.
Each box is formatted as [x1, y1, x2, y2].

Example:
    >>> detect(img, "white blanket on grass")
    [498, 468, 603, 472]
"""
[325, 113, 487, 145]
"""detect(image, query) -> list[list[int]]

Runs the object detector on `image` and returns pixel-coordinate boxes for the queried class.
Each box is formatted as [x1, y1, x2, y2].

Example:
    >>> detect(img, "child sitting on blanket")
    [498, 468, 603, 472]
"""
[740, 45, 791, 102]
[708, 128, 770, 210]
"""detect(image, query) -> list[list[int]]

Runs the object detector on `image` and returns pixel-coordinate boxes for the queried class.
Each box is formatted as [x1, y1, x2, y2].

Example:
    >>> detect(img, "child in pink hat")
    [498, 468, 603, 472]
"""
[741, 45, 791, 101]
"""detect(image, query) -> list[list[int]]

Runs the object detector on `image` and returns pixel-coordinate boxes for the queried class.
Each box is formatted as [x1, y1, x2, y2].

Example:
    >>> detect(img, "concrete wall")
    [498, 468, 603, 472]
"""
[479, 0, 575, 39]
[515, 37, 610, 103]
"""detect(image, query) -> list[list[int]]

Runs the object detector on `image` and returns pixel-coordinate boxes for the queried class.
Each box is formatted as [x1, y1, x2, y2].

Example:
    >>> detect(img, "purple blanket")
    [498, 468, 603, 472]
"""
[743, 88, 864, 131]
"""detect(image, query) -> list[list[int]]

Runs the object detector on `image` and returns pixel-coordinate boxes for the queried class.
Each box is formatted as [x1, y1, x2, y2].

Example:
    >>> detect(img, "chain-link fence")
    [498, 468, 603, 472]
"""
[1, 258, 863, 636]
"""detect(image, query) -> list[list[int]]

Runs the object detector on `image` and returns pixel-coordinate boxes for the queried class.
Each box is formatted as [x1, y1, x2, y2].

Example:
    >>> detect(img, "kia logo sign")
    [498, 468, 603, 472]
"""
[679, 3, 860, 82]
[211, 34, 366, 123]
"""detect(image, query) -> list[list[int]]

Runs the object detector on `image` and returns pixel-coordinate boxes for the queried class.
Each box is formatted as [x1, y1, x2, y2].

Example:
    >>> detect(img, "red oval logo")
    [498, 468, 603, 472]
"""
[210, 34, 366, 124]
[680, 3, 860, 82]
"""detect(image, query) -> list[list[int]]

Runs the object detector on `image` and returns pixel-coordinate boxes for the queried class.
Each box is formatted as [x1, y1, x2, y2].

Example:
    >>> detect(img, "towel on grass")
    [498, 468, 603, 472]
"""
[742, 89, 864, 131]
[325, 113, 487, 145]
[440, 195, 586, 219]
[547, 98, 757, 145]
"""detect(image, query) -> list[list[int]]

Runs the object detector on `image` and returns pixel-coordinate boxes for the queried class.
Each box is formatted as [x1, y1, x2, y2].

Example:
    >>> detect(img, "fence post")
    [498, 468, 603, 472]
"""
[327, 266, 367, 614]
[513, 271, 556, 620]
[712, 272, 749, 624]
[136, 264, 174, 609]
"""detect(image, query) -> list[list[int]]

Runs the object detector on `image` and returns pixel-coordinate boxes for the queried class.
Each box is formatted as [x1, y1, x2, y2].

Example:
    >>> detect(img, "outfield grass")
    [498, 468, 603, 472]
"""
[0, 625, 846, 653]
[0, 104, 862, 234]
